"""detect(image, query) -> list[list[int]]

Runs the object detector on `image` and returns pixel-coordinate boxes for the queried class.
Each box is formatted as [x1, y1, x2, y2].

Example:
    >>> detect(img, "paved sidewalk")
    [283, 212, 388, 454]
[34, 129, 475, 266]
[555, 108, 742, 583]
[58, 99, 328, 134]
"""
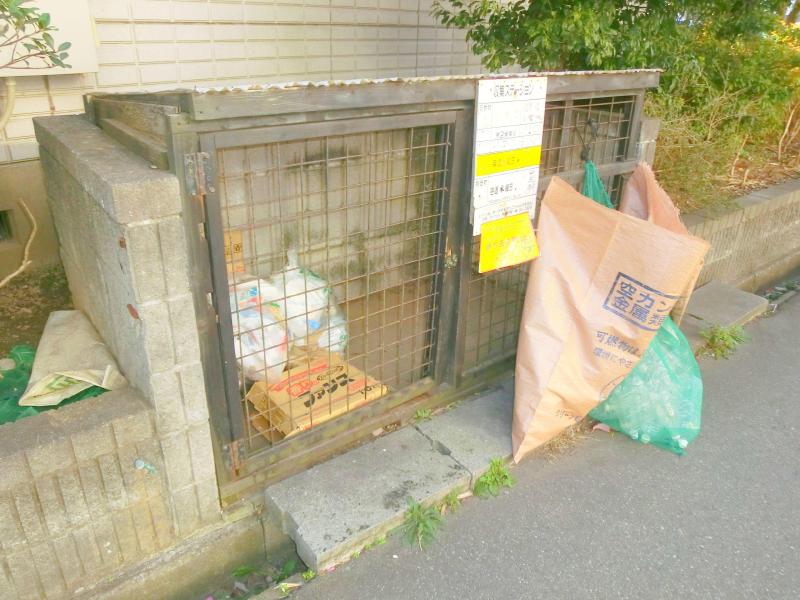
[293, 296, 800, 600]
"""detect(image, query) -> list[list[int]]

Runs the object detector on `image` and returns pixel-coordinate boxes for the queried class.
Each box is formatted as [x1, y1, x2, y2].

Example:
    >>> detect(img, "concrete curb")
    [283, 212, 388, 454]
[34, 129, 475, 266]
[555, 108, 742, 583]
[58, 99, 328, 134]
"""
[681, 280, 769, 351]
[262, 384, 516, 574]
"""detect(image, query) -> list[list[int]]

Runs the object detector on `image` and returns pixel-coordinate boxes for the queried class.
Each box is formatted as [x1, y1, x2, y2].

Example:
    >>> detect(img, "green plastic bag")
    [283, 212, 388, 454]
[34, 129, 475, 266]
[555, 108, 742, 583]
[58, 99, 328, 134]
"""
[0, 344, 106, 425]
[582, 160, 614, 209]
[589, 317, 702, 454]
[0, 345, 38, 424]
[581, 161, 703, 455]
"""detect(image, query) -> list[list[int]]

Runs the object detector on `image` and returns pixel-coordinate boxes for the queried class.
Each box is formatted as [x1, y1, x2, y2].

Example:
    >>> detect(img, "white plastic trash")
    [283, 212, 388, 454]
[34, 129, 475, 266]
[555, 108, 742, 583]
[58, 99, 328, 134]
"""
[269, 251, 331, 347]
[317, 306, 348, 353]
[229, 277, 282, 313]
[232, 308, 288, 382]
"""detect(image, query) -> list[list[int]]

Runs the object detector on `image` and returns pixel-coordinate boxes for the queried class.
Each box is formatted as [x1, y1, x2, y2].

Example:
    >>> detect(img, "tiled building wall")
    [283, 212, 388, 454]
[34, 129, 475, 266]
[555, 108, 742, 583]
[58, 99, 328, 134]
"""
[1, 0, 484, 163]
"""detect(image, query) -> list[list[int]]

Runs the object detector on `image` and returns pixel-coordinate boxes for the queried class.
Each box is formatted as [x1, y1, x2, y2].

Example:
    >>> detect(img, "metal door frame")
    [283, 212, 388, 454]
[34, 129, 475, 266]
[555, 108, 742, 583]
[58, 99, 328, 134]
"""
[197, 106, 473, 493]
[142, 70, 660, 501]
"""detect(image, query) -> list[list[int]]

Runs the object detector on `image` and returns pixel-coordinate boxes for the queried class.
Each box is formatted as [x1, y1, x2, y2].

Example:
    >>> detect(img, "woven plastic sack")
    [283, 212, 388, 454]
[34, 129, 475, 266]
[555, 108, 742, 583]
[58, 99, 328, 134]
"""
[512, 169, 709, 463]
[587, 163, 704, 455]
[589, 316, 702, 454]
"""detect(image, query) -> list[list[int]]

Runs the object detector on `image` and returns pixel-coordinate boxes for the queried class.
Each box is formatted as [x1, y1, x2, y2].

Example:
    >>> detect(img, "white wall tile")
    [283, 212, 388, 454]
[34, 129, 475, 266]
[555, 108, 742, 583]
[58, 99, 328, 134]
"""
[4, 0, 485, 164]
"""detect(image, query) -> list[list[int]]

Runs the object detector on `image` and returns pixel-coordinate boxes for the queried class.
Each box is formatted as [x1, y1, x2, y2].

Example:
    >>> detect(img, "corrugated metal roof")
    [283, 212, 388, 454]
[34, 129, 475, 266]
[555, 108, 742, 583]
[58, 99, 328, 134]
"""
[193, 69, 662, 95]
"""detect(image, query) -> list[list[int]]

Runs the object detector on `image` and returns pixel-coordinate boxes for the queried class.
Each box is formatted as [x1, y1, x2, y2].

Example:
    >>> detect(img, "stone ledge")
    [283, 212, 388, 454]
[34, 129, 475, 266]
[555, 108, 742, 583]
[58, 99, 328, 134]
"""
[33, 115, 180, 224]
[265, 426, 471, 572]
[0, 388, 154, 491]
[416, 386, 514, 481]
[682, 280, 768, 350]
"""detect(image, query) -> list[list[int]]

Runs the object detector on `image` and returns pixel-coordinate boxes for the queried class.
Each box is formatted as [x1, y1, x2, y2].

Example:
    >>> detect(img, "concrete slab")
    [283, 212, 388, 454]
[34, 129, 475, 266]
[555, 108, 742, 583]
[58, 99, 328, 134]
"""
[416, 386, 514, 480]
[685, 280, 768, 328]
[678, 313, 707, 352]
[264, 426, 470, 571]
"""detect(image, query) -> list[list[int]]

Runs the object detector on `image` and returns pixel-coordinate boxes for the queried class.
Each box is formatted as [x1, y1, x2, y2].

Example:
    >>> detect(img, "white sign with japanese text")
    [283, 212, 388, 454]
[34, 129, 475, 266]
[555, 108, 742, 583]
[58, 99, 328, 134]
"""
[471, 76, 547, 235]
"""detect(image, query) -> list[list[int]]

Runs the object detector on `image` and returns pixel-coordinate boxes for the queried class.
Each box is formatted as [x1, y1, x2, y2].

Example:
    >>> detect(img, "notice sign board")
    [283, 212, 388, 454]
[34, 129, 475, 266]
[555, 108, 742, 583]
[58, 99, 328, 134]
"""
[478, 213, 540, 273]
[471, 76, 547, 235]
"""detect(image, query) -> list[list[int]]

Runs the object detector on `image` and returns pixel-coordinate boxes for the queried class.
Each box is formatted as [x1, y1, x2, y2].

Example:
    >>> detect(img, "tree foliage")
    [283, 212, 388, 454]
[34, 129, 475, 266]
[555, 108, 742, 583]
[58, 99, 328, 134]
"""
[432, 0, 787, 72]
[1, 0, 71, 71]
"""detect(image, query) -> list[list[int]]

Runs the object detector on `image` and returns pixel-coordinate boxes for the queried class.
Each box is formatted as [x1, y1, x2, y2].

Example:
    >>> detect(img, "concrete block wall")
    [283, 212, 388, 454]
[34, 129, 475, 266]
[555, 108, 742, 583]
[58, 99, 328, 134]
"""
[685, 179, 800, 291]
[0, 390, 174, 600]
[21, 114, 222, 595]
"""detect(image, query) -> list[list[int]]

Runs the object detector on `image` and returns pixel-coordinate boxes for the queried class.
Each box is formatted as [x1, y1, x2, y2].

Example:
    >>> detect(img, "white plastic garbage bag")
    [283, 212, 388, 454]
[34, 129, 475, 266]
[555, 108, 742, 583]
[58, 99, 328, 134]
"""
[232, 307, 289, 382]
[317, 306, 349, 353]
[229, 277, 282, 313]
[268, 251, 336, 348]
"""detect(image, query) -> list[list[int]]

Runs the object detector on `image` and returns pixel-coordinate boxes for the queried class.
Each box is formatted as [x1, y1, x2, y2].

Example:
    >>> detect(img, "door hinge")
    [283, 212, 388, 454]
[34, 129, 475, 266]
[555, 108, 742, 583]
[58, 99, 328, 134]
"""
[184, 152, 214, 197]
[222, 439, 245, 476]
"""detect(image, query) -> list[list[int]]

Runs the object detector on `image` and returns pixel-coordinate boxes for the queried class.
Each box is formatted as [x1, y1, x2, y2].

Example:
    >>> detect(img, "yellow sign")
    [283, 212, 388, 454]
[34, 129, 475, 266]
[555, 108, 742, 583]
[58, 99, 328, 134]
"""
[478, 213, 540, 273]
[475, 145, 541, 177]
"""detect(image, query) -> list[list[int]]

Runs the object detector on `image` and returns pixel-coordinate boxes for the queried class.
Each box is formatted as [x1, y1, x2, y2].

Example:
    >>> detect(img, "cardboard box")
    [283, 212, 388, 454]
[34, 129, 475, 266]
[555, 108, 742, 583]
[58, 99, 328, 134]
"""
[246, 355, 387, 438]
[248, 409, 286, 443]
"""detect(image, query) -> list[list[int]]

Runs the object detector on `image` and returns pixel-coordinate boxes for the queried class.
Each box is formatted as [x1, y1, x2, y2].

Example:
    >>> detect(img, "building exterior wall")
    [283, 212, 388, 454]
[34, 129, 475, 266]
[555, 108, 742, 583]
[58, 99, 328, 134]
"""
[1, 0, 482, 165]
[0, 0, 483, 278]
[0, 161, 60, 278]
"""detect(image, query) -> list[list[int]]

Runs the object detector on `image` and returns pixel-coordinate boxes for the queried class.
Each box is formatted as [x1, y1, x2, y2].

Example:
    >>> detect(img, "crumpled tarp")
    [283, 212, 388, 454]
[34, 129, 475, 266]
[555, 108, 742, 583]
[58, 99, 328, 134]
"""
[19, 310, 127, 407]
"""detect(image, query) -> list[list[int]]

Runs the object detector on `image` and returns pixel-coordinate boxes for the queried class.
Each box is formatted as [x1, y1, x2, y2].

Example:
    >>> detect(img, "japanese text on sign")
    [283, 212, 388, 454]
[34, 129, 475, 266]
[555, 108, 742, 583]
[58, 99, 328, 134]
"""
[478, 213, 540, 273]
[471, 76, 547, 235]
[602, 273, 677, 331]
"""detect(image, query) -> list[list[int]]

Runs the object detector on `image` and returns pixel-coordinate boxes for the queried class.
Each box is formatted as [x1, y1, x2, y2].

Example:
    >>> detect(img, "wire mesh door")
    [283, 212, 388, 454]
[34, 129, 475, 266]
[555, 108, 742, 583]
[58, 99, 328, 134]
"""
[203, 115, 457, 456]
[462, 94, 636, 374]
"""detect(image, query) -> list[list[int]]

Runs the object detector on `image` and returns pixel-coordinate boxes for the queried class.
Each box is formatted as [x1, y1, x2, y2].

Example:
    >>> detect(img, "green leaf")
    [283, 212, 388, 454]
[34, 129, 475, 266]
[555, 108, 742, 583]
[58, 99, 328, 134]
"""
[37, 12, 49, 29]
[57, 41, 70, 52]
[231, 565, 258, 578]
[42, 31, 53, 48]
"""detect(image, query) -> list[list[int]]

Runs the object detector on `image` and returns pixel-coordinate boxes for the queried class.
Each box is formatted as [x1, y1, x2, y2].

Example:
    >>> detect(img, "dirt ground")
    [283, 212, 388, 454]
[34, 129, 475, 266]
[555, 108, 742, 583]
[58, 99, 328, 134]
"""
[0, 264, 72, 357]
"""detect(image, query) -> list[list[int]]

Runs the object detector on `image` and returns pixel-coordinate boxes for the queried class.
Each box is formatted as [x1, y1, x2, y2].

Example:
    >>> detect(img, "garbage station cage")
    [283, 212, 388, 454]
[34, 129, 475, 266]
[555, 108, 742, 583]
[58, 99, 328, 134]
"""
[85, 69, 659, 500]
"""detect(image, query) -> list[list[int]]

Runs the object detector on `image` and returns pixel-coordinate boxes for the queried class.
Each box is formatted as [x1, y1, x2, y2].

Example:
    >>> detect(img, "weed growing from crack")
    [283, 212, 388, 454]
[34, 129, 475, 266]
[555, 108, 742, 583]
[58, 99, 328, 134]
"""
[231, 564, 258, 578]
[402, 497, 441, 550]
[473, 458, 515, 498]
[699, 324, 748, 359]
[413, 408, 432, 422]
[275, 558, 298, 583]
[301, 569, 316, 582]
[440, 490, 461, 515]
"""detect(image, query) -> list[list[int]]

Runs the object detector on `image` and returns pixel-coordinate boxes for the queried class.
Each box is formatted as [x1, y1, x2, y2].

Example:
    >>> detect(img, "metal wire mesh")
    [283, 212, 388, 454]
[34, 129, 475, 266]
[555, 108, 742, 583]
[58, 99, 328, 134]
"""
[462, 96, 634, 374]
[540, 95, 635, 176]
[217, 125, 450, 450]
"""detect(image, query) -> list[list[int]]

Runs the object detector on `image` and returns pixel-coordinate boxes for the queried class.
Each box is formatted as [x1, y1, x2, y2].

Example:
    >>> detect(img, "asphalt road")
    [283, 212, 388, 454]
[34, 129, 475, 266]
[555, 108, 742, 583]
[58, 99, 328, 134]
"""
[294, 295, 800, 600]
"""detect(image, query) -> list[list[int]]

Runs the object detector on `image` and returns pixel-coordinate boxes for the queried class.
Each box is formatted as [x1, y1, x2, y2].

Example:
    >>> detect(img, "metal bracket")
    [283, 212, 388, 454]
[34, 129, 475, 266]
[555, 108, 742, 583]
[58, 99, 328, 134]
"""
[444, 247, 458, 270]
[184, 151, 213, 196]
[222, 439, 246, 476]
